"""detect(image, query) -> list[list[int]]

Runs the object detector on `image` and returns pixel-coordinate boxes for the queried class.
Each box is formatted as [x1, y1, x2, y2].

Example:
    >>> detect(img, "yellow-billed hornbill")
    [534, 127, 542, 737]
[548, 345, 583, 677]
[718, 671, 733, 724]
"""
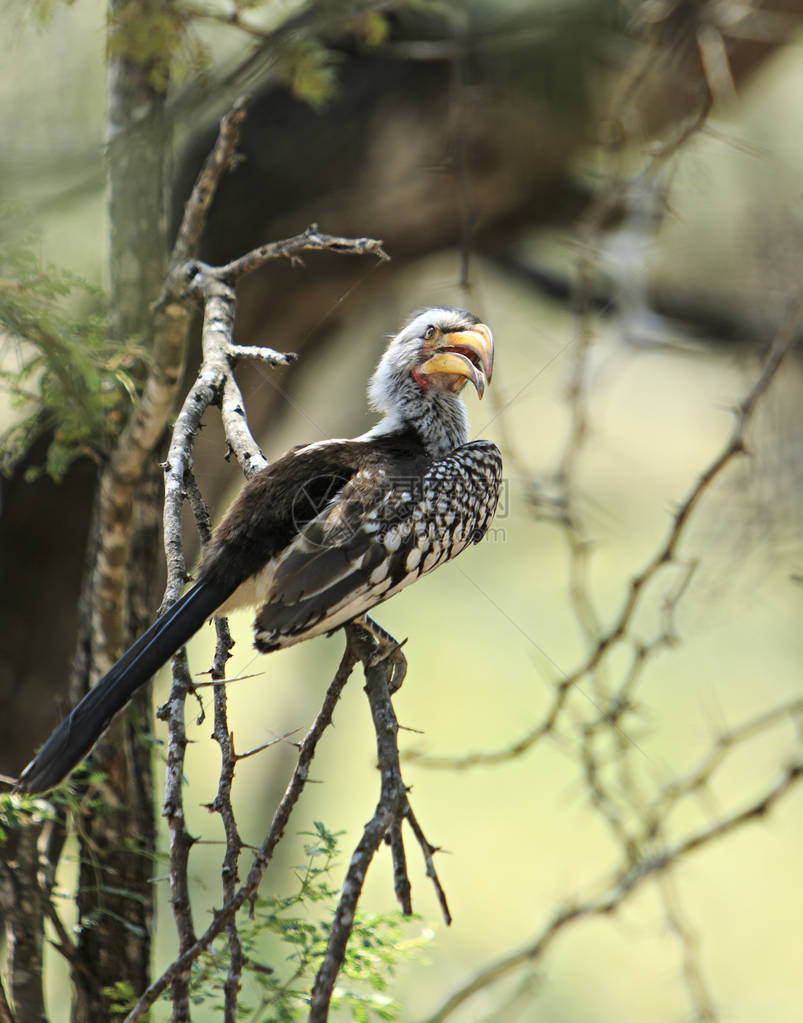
[16, 307, 502, 793]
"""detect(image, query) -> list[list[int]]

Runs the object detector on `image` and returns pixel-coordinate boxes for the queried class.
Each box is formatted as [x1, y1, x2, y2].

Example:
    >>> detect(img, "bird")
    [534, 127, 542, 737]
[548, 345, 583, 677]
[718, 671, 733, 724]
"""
[15, 307, 502, 793]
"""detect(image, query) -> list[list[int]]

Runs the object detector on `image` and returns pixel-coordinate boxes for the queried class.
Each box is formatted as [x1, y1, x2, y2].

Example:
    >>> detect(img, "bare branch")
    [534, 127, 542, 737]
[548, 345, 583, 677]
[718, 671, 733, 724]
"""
[218, 224, 390, 281]
[124, 641, 359, 1022]
[404, 806, 451, 926]
[658, 875, 718, 1022]
[309, 637, 406, 1022]
[162, 225, 386, 479]
[209, 619, 242, 1023]
[170, 96, 250, 267]
[309, 625, 451, 1022]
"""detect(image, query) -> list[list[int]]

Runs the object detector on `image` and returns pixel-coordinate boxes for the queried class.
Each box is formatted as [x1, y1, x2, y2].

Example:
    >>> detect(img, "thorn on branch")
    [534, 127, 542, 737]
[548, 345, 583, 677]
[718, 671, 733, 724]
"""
[243, 957, 273, 976]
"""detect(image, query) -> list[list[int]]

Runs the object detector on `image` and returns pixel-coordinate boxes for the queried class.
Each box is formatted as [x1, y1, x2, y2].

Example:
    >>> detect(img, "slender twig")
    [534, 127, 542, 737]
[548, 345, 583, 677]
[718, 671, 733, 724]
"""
[156, 323, 217, 1020]
[308, 640, 406, 1022]
[170, 97, 249, 268]
[218, 224, 389, 281]
[658, 874, 718, 1022]
[420, 760, 803, 1023]
[124, 642, 359, 1022]
[404, 807, 451, 926]
[388, 819, 412, 916]
[643, 694, 803, 841]
[184, 470, 244, 1021]
[158, 645, 197, 1020]
[309, 626, 451, 1022]
[210, 620, 242, 1023]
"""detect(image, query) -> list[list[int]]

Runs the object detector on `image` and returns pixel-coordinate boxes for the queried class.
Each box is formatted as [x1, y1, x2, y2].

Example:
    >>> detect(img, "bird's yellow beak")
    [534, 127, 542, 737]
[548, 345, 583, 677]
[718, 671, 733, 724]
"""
[417, 323, 494, 398]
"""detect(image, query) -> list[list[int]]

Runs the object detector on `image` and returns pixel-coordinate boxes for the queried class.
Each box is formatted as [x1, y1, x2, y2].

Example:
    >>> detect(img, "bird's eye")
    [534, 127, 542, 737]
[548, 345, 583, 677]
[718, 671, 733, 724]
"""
[424, 325, 437, 341]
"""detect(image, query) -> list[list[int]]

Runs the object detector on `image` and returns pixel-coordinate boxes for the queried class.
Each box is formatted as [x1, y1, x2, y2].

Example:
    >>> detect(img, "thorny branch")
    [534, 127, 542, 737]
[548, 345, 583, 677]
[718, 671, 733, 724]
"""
[125, 640, 361, 1023]
[308, 634, 407, 1021]
[309, 627, 451, 1023]
[126, 92, 436, 1023]
[129, 625, 448, 1023]
[209, 618, 241, 1023]
[160, 223, 388, 481]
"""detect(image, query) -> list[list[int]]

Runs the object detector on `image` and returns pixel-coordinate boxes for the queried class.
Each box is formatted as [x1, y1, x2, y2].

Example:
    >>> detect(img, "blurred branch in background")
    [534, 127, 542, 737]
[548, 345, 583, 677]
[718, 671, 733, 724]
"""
[407, 5, 803, 1017]
[422, 749, 803, 1023]
[414, 284, 803, 1021]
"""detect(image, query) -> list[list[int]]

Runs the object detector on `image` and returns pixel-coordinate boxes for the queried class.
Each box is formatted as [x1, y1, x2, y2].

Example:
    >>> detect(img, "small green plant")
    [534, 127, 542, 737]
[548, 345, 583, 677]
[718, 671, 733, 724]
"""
[188, 822, 431, 1021]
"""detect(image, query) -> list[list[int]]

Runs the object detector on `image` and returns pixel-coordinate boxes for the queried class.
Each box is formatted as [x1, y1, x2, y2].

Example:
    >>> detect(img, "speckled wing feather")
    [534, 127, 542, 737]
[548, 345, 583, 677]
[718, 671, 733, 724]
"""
[254, 440, 502, 650]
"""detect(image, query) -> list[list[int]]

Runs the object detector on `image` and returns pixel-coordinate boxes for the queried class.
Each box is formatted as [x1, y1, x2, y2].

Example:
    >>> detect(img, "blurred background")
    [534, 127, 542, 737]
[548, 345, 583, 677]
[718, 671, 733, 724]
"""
[1, 1, 802, 1020]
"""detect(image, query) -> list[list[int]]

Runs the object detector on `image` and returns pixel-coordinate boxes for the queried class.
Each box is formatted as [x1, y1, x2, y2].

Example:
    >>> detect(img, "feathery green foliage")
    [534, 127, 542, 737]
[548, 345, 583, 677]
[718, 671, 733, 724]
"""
[0, 211, 147, 481]
[187, 822, 431, 1021]
[106, 4, 210, 90]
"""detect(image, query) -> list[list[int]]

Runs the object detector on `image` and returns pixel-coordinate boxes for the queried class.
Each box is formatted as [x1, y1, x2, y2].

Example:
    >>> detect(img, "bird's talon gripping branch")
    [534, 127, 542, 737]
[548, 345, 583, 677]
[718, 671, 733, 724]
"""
[353, 616, 409, 690]
[387, 652, 408, 695]
[366, 643, 408, 693]
[16, 307, 502, 793]
[365, 642, 398, 666]
[355, 615, 404, 658]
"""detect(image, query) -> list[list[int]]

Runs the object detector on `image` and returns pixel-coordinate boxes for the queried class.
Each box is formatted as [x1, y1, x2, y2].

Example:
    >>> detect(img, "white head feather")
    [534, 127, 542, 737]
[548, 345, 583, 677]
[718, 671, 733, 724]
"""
[364, 307, 483, 456]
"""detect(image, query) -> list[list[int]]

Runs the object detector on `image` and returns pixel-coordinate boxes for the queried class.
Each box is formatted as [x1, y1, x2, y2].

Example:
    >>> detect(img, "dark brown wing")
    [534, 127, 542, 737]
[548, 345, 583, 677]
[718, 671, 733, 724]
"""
[198, 440, 369, 592]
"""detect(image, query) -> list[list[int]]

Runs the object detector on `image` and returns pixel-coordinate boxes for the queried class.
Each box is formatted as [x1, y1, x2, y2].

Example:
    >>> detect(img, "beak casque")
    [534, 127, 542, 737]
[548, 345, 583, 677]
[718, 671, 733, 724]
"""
[417, 323, 495, 398]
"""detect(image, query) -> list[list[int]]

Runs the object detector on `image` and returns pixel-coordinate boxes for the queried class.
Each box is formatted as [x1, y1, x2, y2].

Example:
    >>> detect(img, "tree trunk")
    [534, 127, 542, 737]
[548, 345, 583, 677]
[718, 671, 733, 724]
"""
[71, 2, 171, 1018]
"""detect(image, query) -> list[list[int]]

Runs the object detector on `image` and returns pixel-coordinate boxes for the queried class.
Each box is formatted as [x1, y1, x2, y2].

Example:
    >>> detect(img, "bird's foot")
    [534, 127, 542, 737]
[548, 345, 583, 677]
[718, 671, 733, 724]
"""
[355, 615, 408, 693]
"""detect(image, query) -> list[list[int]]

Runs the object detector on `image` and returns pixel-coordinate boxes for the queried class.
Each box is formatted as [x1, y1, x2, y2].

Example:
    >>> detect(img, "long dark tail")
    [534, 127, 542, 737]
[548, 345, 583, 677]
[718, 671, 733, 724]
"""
[15, 580, 231, 794]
